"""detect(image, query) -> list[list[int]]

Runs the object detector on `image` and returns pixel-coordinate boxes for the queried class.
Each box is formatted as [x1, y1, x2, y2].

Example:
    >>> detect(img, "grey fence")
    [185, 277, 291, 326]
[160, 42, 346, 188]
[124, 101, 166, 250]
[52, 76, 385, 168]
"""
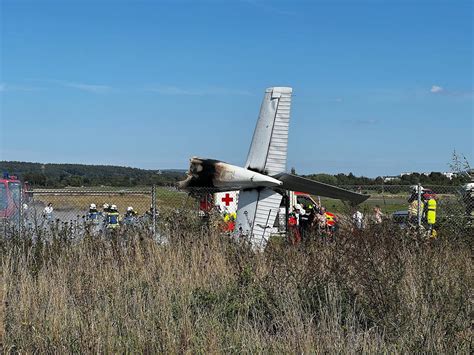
[1, 184, 473, 241]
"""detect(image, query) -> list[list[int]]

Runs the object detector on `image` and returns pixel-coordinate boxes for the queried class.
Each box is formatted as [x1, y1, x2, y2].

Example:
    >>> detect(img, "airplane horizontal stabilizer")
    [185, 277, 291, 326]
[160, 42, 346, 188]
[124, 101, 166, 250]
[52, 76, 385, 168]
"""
[275, 173, 370, 205]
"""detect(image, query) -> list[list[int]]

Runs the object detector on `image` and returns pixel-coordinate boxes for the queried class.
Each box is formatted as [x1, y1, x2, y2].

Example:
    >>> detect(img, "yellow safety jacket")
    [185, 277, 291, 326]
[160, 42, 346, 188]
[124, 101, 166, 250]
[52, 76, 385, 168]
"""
[223, 212, 236, 222]
[408, 200, 423, 216]
[426, 199, 436, 225]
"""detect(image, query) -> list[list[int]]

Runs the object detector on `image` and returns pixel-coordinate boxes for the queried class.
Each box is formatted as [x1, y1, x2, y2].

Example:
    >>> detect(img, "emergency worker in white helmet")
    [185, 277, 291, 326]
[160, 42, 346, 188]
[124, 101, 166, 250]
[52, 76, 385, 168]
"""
[87, 203, 100, 222]
[106, 204, 120, 229]
[125, 206, 137, 217]
[123, 206, 138, 225]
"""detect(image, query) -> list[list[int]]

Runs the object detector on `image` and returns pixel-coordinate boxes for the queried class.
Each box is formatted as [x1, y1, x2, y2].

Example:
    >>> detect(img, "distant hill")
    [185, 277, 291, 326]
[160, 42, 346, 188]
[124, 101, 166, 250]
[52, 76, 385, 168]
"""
[0, 161, 187, 188]
[1, 161, 467, 189]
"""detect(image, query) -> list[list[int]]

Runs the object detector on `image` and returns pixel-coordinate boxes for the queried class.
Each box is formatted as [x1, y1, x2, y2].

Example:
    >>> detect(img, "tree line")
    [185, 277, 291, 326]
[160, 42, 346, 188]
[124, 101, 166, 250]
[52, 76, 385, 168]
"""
[0, 161, 186, 188]
[1, 161, 469, 188]
[303, 172, 470, 186]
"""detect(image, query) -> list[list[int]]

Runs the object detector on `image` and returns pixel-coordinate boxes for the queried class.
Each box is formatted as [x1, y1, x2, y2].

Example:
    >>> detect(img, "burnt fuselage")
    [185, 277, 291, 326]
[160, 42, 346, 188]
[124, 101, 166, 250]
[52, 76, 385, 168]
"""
[179, 157, 282, 192]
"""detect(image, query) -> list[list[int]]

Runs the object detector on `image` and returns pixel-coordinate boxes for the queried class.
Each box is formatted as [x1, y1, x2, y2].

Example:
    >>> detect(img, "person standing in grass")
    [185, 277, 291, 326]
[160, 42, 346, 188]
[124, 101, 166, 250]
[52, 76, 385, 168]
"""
[43, 202, 54, 221]
[408, 190, 424, 225]
[373, 205, 384, 224]
[106, 205, 120, 229]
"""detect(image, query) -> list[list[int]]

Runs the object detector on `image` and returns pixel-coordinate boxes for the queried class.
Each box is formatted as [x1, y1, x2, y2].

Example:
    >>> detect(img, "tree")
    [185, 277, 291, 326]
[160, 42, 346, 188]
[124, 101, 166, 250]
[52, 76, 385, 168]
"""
[449, 149, 471, 173]
[308, 174, 338, 185]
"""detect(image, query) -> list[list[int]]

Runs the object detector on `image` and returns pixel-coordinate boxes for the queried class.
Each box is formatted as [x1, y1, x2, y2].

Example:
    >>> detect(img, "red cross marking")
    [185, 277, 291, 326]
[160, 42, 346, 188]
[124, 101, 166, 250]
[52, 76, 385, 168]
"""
[222, 193, 234, 206]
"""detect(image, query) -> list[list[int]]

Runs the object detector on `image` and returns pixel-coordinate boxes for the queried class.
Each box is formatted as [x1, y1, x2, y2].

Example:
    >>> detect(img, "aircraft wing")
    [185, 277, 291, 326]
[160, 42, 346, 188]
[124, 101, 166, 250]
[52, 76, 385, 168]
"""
[245, 87, 292, 176]
[275, 173, 370, 205]
[234, 188, 282, 251]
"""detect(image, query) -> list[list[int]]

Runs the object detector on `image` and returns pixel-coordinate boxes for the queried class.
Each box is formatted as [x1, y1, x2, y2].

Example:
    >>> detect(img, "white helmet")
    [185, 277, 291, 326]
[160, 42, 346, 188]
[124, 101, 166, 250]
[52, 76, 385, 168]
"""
[111, 204, 118, 211]
[90, 203, 96, 209]
[127, 206, 133, 212]
[103, 203, 109, 209]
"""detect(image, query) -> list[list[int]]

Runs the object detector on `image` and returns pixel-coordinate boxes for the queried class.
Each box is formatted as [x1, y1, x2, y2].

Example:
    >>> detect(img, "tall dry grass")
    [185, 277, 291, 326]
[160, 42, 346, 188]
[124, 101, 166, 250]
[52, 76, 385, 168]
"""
[1, 220, 472, 353]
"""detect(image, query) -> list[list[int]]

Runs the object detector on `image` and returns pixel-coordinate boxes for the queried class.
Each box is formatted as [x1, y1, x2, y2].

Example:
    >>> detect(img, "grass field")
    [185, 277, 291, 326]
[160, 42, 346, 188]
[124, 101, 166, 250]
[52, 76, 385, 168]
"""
[1, 221, 471, 353]
[30, 187, 193, 215]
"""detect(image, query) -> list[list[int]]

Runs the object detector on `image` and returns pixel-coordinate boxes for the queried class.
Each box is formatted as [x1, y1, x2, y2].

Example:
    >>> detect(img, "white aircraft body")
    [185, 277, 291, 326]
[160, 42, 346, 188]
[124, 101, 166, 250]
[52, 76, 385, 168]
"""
[180, 87, 369, 249]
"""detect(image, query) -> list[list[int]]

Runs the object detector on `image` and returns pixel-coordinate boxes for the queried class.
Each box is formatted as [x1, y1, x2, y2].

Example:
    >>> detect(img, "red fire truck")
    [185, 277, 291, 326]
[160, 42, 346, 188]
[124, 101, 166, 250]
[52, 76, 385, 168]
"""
[0, 173, 28, 219]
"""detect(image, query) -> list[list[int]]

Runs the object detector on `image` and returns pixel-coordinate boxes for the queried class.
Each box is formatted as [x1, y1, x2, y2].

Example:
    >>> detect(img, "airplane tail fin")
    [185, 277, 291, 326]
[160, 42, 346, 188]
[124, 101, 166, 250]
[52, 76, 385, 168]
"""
[245, 87, 292, 176]
[275, 173, 370, 205]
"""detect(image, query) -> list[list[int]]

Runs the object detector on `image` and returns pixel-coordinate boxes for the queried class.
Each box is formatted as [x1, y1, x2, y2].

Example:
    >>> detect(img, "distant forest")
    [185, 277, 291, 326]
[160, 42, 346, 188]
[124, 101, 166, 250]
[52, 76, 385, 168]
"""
[0, 161, 186, 188]
[0, 161, 469, 188]
[301, 172, 469, 187]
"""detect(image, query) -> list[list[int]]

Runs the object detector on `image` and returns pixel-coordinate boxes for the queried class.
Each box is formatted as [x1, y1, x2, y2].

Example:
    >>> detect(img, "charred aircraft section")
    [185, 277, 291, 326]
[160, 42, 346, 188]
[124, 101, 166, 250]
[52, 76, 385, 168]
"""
[179, 157, 282, 192]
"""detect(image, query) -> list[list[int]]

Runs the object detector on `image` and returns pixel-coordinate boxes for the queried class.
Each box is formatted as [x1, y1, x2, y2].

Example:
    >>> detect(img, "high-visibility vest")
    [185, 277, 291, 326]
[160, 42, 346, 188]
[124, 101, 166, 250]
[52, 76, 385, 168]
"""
[325, 212, 336, 226]
[427, 199, 436, 225]
[223, 212, 236, 222]
[409, 200, 423, 216]
[107, 212, 120, 228]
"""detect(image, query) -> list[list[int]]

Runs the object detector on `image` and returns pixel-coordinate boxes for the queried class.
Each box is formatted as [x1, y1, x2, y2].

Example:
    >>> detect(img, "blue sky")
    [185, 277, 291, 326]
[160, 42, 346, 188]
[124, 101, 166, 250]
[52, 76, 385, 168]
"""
[0, 0, 472, 177]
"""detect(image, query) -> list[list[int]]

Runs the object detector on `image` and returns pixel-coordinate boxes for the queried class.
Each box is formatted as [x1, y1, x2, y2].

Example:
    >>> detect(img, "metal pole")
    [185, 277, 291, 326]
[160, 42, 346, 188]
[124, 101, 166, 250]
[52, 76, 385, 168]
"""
[19, 184, 23, 239]
[152, 185, 157, 237]
[417, 183, 422, 227]
[284, 190, 290, 236]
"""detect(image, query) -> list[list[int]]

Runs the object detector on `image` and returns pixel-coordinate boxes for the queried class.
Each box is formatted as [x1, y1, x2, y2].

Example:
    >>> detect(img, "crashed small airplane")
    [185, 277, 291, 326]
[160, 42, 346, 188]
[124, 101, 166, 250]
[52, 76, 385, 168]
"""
[180, 87, 369, 249]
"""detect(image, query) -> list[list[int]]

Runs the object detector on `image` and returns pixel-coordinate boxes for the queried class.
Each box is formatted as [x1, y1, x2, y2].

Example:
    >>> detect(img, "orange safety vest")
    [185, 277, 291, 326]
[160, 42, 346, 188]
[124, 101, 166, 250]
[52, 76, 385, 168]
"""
[325, 212, 336, 226]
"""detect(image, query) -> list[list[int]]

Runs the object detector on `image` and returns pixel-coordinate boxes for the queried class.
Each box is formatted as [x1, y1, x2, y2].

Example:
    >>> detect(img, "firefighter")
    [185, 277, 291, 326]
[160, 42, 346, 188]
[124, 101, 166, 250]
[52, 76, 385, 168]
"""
[89, 203, 98, 213]
[324, 210, 337, 233]
[426, 197, 437, 238]
[123, 206, 138, 225]
[102, 203, 110, 215]
[288, 211, 301, 245]
[125, 206, 137, 217]
[223, 211, 237, 232]
[294, 204, 305, 226]
[298, 204, 312, 240]
[87, 203, 100, 222]
[408, 188, 424, 225]
[106, 204, 120, 229]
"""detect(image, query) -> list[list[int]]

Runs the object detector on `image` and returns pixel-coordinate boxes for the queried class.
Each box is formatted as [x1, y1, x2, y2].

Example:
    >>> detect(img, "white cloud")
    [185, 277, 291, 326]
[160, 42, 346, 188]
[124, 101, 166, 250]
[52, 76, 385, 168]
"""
[430, 85, 443, 93]
[145, 85, 251, 96]
[0, 82, 45, 92]
[343, 118, 380, 126]
[62, 82, 112, 93]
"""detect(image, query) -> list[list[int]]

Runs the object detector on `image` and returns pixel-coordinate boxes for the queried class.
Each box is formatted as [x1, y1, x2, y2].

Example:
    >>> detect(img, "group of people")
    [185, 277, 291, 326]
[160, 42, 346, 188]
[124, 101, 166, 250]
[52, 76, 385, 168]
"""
[407, 187, 438, 237]
[86, 203, 153, 229]
[288, 203, 337, 244]
[287, 203, 385, 244]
